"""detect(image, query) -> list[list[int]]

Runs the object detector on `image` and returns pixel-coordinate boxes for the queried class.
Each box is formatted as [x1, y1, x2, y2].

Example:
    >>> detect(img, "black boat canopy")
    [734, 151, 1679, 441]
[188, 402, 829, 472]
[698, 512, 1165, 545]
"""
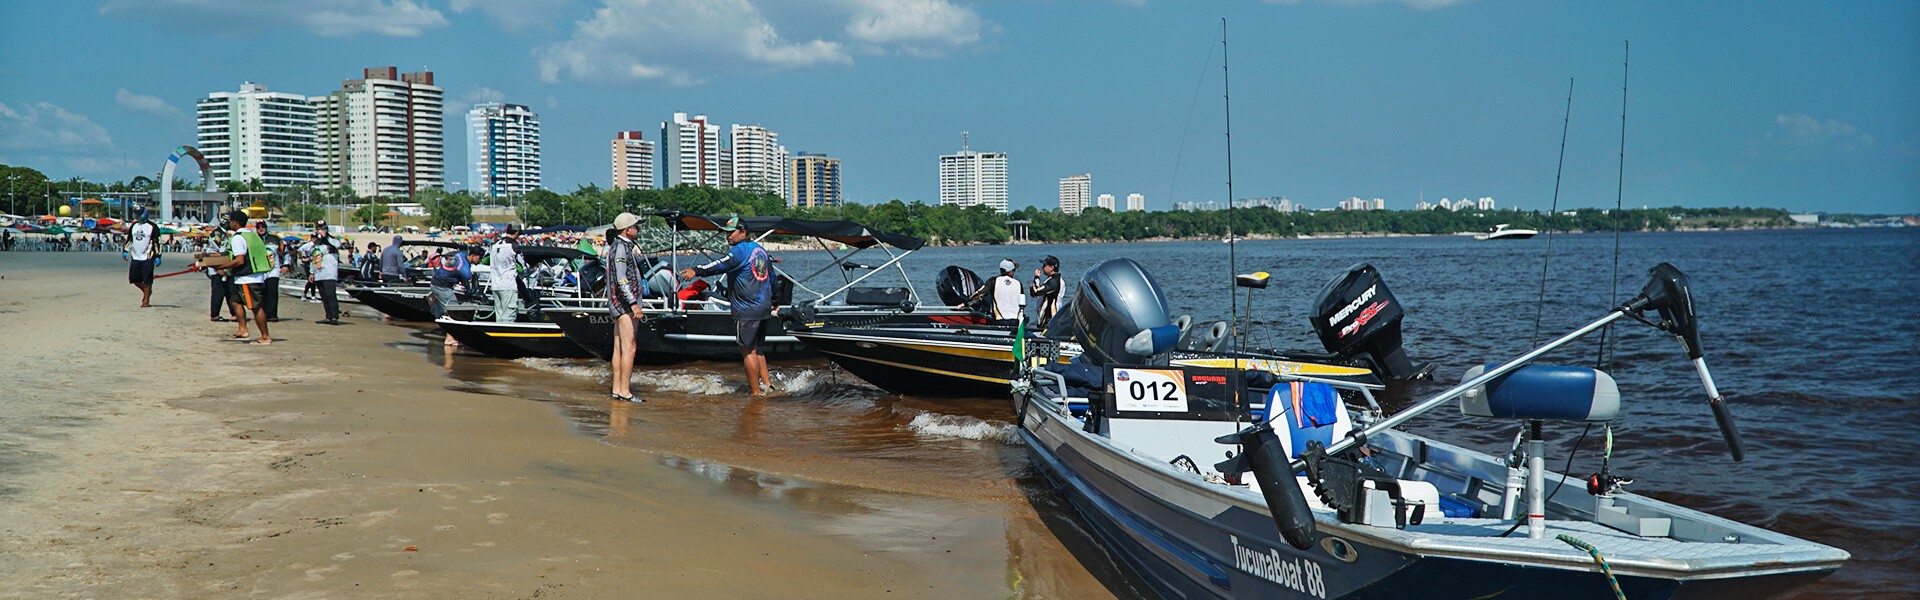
[513, 244, 592, 261]
[400, 240, 468, 250]
[516, 225, 587, 235]
[651, 210, 924, 251]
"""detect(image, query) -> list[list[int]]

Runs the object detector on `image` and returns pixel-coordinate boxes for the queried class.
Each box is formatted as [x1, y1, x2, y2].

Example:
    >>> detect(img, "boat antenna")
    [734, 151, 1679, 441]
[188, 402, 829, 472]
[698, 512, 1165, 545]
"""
[1222, 18, 1239, 353]
[1597, 41, 1629, 367]
[1529, 79, 1574, 348]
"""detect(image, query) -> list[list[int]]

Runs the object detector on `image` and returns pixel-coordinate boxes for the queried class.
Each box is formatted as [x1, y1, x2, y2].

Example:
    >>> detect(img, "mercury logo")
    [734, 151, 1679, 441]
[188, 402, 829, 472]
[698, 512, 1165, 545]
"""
[1231, 535, 1326, 598]
[1330, 284, 1378, 325]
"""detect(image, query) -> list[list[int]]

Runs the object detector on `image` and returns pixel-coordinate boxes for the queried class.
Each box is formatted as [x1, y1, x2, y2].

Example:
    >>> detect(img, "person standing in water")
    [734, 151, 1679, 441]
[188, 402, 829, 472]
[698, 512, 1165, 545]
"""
[679, 216, 776, 396]
[605, 212, 647, 402]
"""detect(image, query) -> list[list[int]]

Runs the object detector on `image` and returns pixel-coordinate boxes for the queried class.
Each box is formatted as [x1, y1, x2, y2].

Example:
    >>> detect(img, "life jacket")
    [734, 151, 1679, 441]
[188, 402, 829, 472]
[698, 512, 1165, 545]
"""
[230, 230, 272, 277]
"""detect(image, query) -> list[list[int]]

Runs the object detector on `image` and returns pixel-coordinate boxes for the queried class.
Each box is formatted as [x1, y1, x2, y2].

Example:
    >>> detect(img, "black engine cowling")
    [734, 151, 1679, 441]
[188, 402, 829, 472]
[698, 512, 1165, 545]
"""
[1309, 263, 1428, 380]
[935, 266, 984, 307]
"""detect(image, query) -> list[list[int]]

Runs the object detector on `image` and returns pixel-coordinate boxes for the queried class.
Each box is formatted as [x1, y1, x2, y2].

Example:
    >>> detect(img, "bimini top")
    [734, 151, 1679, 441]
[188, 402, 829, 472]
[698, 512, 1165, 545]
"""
[516, 225, 587, 235]
[512, 244, 593, 261]
[651, 211, 924, 251]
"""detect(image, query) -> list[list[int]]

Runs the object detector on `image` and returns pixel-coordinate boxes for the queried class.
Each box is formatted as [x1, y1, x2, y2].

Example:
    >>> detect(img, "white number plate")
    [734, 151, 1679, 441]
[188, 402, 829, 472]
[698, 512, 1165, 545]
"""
[1114, 368, 1188, 413]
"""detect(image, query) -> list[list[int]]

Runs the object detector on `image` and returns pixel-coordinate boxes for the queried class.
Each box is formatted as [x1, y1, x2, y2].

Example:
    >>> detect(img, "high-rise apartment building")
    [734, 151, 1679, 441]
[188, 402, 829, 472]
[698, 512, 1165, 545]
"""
[1058, 174, 1090, 215]
[1096, 193, 1115, 211]
[1126, 193, 1145, 212]
[465, 102, 540, 198]
[790, 153, 842, 208]
[311, 67, 444, 199]
[729, 124, 789, 200]
[660, 112, 720, 188]
[196, 82, 316, 188]
[938, 143, 1008, 213]
[611, 131, 656, 190]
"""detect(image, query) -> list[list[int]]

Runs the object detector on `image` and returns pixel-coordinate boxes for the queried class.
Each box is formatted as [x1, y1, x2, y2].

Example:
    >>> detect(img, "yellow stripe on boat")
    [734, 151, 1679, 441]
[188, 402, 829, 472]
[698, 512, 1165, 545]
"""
[1172, 357, 1373, 377]
[817, 350, 1011, 385]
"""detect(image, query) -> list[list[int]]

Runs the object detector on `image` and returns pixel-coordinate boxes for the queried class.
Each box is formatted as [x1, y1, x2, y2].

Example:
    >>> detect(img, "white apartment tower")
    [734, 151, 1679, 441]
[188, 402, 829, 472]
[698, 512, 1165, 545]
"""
[196, 82, 316, 188]
[465, 102, 541, 198]
[311, 67, 444, 199]
[611, 131, 656, 190]
[938, 137, 1008, 213]
[1059, 174, 1090, 215]
[1126, 193, 1145, 212]
[1096, 193, 1115, 211]
[660, 112, 720, 188]
[729, 124, 789, 200]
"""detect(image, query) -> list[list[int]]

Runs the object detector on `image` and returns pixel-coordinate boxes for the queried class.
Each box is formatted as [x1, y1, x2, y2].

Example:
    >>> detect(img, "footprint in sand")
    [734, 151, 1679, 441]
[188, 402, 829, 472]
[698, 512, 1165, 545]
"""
[359, 509, 398, 529]
[472, 541, 495, 547]
[469, 495, 500, 504]
[331, 552, 356, 561]
[392, 570, 420, 578]
[486, 512, 508, 524]
[433, 525, 456, 531]
[304, 564, 340, 581]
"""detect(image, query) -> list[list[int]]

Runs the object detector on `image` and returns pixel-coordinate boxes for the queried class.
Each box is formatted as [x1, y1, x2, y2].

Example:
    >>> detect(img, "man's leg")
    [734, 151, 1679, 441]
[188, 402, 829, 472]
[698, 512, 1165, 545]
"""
[251, 285, 272, 343]
[231, 283, 250, 338]
[741, 347, 761, 396]
[319, 279, 339, 321]
[209, 276, 223, 319]
[750, 349, 770, 394]
[264, 277, 280, 320]
[494, 290, 515, 323]
[612, 314, 635, 398]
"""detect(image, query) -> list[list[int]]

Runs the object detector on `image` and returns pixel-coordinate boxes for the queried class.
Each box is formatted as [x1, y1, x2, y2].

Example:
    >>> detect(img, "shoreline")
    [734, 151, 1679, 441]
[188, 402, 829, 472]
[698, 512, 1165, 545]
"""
[0, 252, 1108, 598]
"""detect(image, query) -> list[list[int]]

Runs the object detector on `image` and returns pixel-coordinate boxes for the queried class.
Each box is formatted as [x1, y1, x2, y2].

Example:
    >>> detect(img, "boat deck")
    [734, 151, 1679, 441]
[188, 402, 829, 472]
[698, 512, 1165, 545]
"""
[1393, 517, 1843, 573]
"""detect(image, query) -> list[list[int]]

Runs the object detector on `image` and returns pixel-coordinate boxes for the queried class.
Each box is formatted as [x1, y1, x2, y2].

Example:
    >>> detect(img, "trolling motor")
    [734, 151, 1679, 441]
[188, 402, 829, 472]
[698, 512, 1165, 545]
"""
[1622, 263, 1746, 461]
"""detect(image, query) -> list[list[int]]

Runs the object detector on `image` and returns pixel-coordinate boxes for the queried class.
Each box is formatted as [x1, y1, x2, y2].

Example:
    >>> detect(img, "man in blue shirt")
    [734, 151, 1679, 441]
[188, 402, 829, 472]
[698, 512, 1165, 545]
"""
[430, 245, 482, 346]
[680, 216, 776, 396]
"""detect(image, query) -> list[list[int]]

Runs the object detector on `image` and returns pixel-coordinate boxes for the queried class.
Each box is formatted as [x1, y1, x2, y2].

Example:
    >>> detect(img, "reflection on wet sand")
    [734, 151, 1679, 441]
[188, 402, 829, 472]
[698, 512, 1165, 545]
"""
[609, 399, 630, 437]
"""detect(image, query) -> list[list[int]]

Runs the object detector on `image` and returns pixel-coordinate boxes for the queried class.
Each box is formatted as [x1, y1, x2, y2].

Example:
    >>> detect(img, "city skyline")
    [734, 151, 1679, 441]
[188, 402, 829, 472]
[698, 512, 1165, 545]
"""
[1, 1, 1915, 214]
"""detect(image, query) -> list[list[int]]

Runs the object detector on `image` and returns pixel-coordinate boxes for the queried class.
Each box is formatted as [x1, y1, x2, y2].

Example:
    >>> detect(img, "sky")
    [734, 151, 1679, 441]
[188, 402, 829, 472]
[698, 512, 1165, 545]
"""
[1, 0, 1916, 214]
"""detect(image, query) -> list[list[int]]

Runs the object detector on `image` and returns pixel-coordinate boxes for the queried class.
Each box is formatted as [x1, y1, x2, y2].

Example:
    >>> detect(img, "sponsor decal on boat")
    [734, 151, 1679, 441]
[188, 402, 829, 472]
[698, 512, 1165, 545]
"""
[1338, 301, 1387, 338]
[1329, 284, 1378, 325]
[1231, 534, 1326, 598]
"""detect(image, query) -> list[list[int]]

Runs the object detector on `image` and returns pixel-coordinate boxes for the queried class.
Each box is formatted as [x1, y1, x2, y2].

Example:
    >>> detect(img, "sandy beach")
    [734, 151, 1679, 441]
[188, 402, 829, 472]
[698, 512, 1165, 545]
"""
[0, 252, 1118, 599]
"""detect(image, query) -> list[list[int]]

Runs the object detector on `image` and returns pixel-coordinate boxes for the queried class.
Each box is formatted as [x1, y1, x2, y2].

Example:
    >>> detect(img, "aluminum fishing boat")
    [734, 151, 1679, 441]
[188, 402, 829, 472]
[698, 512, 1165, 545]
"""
[1010, 259, 1847, 599]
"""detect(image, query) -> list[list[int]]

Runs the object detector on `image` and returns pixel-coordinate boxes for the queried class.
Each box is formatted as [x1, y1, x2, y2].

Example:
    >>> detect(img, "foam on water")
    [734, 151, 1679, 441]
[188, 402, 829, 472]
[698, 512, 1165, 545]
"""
[646, 370, 734, 395]
[515, 358, 610, 380]
[905, 412, 1015, 443]
[769, 369, 821, 395]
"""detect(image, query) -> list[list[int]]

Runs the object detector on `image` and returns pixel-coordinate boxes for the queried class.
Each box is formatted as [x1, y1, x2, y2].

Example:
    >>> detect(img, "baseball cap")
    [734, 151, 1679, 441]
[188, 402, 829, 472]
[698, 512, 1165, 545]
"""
[999, 258, 1017, 272]
[718, 215, 742, 232]
[611, 212, 641, 230]
[224, 210, 250, 225]
[1042, 255, 1059, 267]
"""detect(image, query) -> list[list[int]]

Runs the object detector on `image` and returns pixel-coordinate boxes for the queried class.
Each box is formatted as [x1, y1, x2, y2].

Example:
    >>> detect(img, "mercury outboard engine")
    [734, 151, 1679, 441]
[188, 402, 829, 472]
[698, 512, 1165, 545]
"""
[578, 258, 607, 298]
[1308, 263, 1429, 380]
[935, 265, 984, 306]
[1069, 258, 1179, 366]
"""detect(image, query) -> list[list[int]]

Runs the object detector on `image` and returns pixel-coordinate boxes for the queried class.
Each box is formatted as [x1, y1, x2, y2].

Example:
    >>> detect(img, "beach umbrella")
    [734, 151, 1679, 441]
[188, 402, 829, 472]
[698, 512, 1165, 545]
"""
[38, 215, 57, 221]
[43, 225, 71, 234]
[158, 227, 184, 235]
[78, 198, 106, 205]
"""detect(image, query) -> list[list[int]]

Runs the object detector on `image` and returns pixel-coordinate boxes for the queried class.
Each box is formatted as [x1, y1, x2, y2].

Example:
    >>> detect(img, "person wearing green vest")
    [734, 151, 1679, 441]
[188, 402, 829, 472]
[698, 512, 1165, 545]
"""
[198, 210, 274, 345]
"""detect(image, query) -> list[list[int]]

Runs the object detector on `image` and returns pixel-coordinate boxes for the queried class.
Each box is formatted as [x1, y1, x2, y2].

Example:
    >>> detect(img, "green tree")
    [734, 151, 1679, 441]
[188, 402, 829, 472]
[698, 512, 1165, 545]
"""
[419, 189, 473, 229]
[282, 203, 326, 223]
[352, 203, 392, 227]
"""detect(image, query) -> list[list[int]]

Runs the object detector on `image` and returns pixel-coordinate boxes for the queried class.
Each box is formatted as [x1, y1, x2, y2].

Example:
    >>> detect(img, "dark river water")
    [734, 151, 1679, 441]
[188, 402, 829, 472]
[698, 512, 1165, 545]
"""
[424, 227, 1918, 599]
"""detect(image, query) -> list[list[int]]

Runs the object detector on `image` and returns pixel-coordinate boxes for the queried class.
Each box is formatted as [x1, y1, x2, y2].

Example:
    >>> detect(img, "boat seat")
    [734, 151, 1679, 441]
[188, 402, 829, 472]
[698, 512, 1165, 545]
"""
[1177, 320, 1230, 352]
[1460, 364, 1620, 422]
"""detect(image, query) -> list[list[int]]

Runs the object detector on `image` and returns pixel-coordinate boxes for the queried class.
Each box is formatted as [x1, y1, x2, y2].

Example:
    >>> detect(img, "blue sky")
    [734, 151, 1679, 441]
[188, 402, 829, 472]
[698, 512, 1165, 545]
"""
[1, 0, 1915, 214]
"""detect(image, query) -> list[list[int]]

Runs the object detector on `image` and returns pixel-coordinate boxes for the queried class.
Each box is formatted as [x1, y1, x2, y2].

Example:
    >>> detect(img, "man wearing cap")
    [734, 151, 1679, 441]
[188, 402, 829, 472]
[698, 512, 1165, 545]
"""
[1031, 255, 1064, 327]
[958, 258, 1027, 327]
[488, 227, 525, 323]
[299, 225, 343, 324]
[125, 207, 159, 307]
[605, 212, 647, 402]
[197, 210, 273, 344]
[679, 216, 776, 396]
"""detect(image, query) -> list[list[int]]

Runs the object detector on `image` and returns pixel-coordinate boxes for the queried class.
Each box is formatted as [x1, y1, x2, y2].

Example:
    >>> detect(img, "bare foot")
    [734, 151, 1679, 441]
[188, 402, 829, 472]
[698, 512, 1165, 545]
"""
[250, 338, 274, 345]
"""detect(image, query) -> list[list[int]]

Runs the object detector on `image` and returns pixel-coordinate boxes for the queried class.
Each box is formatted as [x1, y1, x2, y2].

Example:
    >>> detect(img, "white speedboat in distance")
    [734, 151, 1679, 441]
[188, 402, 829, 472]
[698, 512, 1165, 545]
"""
[1477, 224, 1539, 240]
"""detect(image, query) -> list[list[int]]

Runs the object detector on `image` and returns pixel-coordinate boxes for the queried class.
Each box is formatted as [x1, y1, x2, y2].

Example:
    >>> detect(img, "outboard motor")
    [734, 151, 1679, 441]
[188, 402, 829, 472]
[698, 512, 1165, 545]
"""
[1069, 258, 1179, 366]
[1308, 263, 1429, 380]
[577, 258, 607, 298]
[935, 266, 984, 307]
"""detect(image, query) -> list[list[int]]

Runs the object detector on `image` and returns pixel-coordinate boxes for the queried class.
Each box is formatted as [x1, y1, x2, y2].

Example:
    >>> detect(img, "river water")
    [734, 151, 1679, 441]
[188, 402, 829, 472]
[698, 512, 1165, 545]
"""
[424, 227, 1917, 599]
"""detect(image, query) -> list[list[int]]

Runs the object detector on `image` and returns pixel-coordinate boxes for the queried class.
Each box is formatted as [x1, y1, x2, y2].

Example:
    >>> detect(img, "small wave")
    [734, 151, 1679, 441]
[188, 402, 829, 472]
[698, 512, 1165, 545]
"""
[516, 358, 610, 380]
[647, 371, 734, 395]
[769, 369, 821, 395]
[906, 412, 1014, 442]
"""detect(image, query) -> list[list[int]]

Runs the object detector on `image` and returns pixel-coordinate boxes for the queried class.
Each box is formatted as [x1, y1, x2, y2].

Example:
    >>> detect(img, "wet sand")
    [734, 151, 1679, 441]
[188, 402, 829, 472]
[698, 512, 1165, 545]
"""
[0, 252, 1118, 598]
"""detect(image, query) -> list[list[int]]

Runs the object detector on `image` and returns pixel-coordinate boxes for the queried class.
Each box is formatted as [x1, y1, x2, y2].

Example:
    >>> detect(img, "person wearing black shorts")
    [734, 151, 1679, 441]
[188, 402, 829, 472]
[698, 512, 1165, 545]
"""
[126, 210, 159, 307]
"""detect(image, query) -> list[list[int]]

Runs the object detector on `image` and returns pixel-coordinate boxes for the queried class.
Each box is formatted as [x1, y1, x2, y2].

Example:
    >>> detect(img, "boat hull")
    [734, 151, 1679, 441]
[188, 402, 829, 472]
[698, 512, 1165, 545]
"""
[436, 318, 594, 359]
[793, 325, 1029, 397]
[551, 308, 984, 365]
[1013, 393, 1844, 600]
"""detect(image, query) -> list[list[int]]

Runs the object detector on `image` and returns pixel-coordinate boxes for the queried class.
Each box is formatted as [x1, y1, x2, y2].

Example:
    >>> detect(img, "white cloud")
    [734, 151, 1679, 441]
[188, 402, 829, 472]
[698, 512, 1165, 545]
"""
[1264, 0, 1474, 9]
[0, 102, 114, 152]
[1767, 114, 1873, 150]
[447, 86, 508, 116]
[115, 89, 182, 119]
[63, 156, 146, 175]
[451, 0, 574, 31]
[100, 0, 448, 37]
[545, 95, 561, 109]
[535, 0, 986, 86]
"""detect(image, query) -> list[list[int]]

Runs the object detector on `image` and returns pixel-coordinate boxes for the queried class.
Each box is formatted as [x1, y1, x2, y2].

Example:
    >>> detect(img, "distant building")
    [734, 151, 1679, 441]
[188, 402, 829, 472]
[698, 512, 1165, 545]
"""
[1175, 200, 1224, 211]
[1059, 174, 1090, 214]
[610, 131, 655, 190]
[197, 81, 316, 189]
[465, 102, 541, 198]
[1415, 200, 1434, 210]
[1477, 196, 1496, 210]
[310, 67, 444, 199]
[730, 124, 788, 200]
[1096, 193, 1115, 211]
[938, 138, 1008, 213]
[1126, 193, 1145, 212]
[661, 112, 720, 188]
[1788, 213, 1821, 225]
[790, 153, 842, 208]
[1235, 197, 1294, 211]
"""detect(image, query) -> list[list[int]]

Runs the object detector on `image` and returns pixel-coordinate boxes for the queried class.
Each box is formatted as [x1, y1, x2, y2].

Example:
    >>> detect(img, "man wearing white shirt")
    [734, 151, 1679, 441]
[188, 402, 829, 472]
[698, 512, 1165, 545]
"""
[488, 227, 524, 323]
[125, 208, 159, 307]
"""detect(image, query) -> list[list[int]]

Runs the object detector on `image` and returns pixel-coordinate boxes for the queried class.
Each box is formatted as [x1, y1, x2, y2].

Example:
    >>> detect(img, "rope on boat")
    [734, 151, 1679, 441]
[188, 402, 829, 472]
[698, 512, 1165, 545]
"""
[1556, 534, 1627, 600]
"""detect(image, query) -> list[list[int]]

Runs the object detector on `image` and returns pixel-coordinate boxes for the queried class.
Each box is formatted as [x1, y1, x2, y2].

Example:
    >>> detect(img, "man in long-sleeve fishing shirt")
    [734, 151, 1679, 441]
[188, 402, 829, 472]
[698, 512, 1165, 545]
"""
[679, 216, 776, 396]
[605, 212, 647, 402]
[380, 235, 406, 283]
